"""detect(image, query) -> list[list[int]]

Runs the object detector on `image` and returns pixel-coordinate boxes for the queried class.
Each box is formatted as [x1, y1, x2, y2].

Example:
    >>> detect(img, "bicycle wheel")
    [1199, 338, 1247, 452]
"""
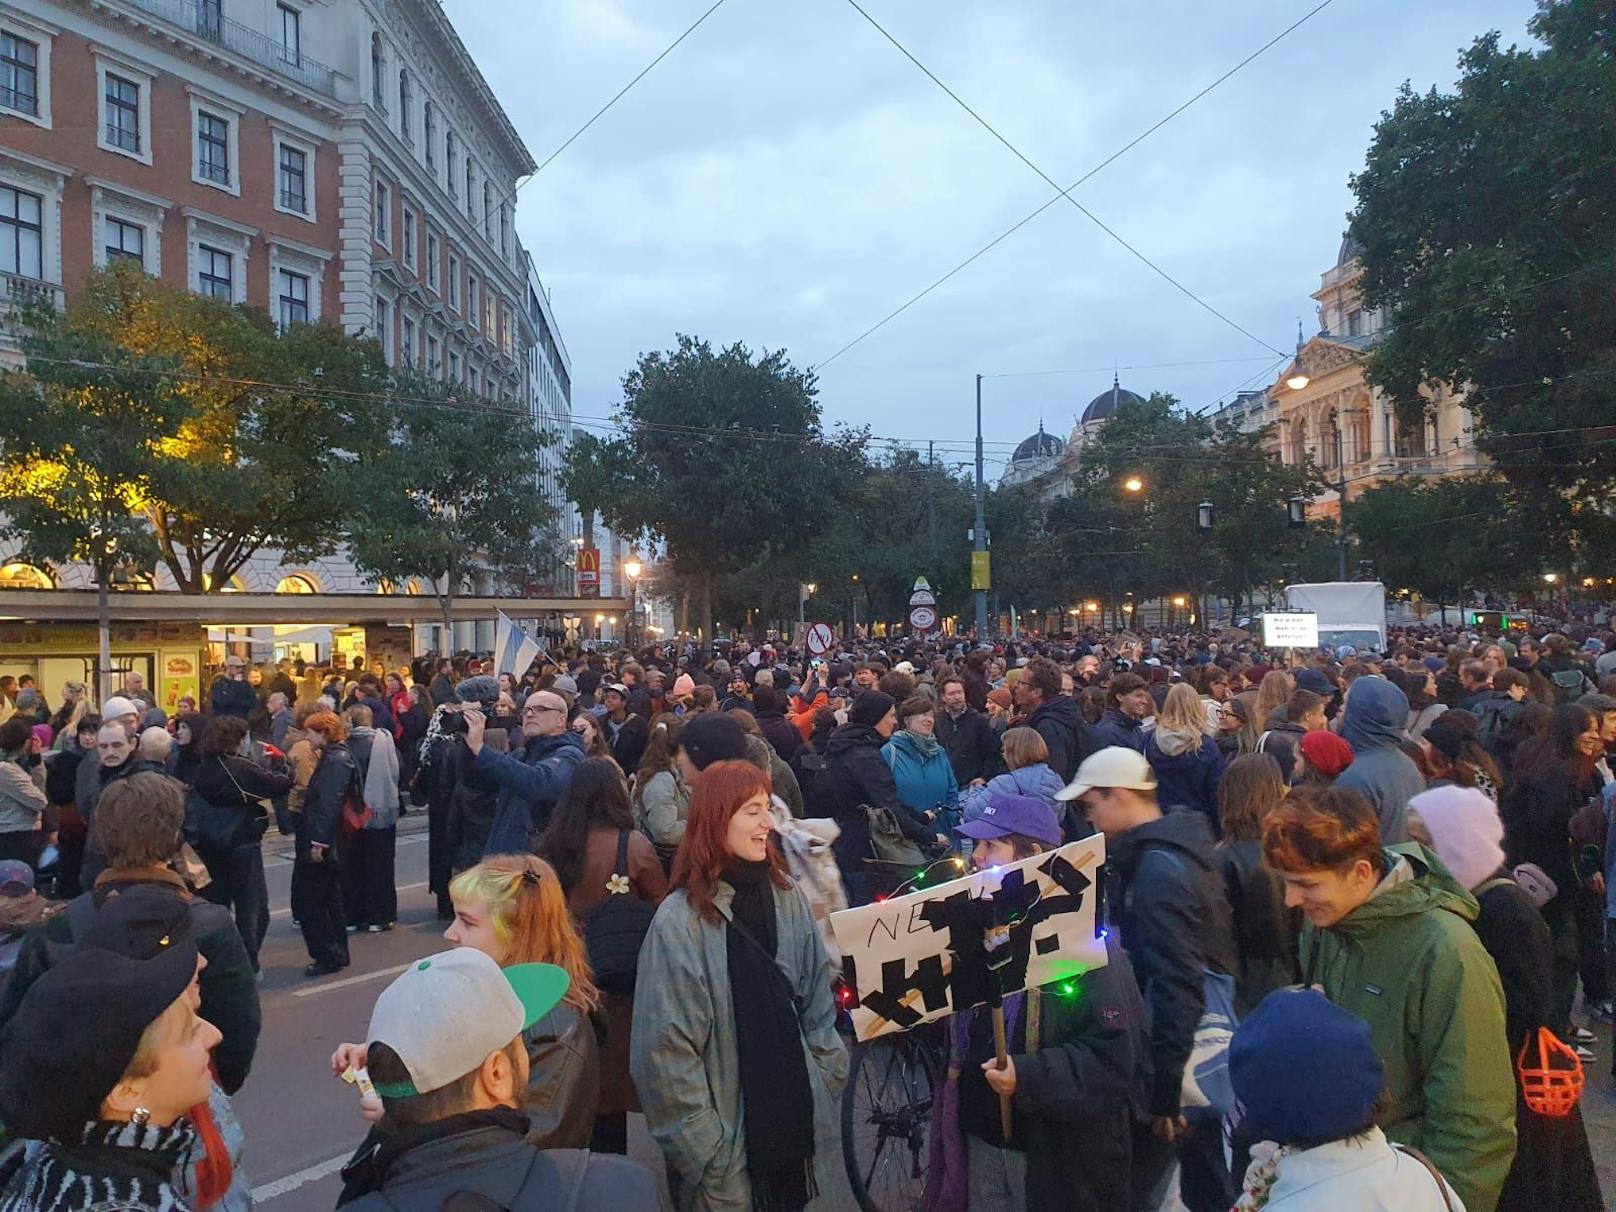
[841, 1030, 940, 1212]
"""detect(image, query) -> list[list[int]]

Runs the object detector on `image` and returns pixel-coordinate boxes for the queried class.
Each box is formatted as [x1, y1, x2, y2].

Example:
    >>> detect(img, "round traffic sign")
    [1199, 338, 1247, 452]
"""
[909, 605, 937, 632]
[806, 622, 835, 655]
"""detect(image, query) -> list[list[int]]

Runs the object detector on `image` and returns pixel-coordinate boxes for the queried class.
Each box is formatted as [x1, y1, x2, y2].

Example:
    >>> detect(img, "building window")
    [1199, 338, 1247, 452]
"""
[424, 102, 435, 169]
[398, 69, 412, 142]
[373, 180, 389, 245]
[427, 334, 439, 377]
[447, 254, 460, 309]
[375, 295, 391, 362]
[482, 182, 492, 236]
[401, 208, 415, 269]
[278, 4, 301, 65]
[197, 111, 230, 185]
[426, 232, 438, 289]
[105, 73, 140, 153]
[197, 245, 232, 301]
[0, 32, 38, 117]
[499, 205, 509, 257]
[105, 216, 144, 266]
[464, 159, 475, 220]
[448, 349, 461, 383]
[198, 0, 221, 39]
[467, 276, 479, 333]
[0, 186, 42, 279]
[370, 33, 385, 111]
[278, 144, 308, 214]
[401, 314, 415, 366]
[469, 367, 480, 398]
[445, 130, 457, 198]
[278, 268, 309, 328]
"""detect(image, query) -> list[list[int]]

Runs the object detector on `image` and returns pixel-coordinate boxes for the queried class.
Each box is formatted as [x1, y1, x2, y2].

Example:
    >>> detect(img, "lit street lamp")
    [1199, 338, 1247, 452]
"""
[1122, 475, 1145, 494]
[623, 552, 643, 651]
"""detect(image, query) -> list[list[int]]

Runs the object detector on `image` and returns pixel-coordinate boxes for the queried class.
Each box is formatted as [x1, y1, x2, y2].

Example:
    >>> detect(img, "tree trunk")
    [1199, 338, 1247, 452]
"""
[698, 569, 714, 645]
[96, 559, 113, 705]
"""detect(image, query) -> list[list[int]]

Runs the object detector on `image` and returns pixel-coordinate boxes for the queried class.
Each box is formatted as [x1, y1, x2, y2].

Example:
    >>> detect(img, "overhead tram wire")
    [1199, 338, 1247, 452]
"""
[815, 0, 1337, 370]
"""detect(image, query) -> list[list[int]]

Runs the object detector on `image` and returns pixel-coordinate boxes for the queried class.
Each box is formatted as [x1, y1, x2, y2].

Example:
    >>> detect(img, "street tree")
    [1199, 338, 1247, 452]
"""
[349, 385, 558, 640]
[563, 335, 853, 642]
[1350, 2, 1616, 504]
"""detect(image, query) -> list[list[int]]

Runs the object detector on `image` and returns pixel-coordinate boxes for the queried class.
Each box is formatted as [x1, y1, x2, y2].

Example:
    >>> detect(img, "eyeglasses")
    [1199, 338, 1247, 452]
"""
[523, 704, 565, 718]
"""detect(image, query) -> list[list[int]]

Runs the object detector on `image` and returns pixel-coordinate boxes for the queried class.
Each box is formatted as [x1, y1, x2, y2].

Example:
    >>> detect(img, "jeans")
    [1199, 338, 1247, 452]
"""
[341, 827, 398, 928]
[200, 843, 270, 971]
[291, 858, 348, 969]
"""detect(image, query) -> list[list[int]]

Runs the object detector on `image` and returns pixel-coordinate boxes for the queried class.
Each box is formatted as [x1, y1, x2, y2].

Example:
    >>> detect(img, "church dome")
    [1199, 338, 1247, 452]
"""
[1081, 377, 1144, 425]
[1011, 425, 1064, 462]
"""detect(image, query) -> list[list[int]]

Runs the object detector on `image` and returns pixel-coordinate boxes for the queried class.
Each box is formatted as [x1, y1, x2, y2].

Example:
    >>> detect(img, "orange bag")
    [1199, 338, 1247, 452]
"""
[1517, 1026, 1583, 1117]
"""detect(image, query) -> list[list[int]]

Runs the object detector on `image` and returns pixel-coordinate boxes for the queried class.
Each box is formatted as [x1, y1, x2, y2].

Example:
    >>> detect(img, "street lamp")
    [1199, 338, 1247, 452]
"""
[1287, 495, 1308, 529]
[1285, 318, 1310, 391]
[1196, 501, 1214, 531]
[1122, 475, 1145, 494]
[623, 552, 643, 652]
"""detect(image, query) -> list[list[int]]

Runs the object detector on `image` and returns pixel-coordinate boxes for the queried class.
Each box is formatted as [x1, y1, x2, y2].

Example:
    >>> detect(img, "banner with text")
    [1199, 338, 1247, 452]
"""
[829, 835, 1107, 1041]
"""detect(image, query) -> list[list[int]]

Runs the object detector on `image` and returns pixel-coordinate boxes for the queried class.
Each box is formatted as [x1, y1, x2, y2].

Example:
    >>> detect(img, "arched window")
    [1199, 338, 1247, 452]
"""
[274, 573, 319, 594]
[482, 181, 492, 235]
[424, 102, 436, 168]
[370, 33, 386, 110]
[465, 158, 475, 220]
[399, 69, 412, 141]
[0, 562, 52, 589]
[445, 129, 457, 197]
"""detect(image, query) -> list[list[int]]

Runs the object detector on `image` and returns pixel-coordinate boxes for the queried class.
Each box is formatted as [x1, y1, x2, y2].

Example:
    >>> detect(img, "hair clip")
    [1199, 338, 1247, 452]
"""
[521, 868, 541, 886]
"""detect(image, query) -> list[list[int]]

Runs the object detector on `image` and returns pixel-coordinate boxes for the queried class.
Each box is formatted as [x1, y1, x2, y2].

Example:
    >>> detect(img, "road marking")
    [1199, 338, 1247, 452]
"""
[291, 961, 412, 999]
[269, 881, 427, 920]
[251, 1151, 351, 1202]
[264, 832, 426, 870]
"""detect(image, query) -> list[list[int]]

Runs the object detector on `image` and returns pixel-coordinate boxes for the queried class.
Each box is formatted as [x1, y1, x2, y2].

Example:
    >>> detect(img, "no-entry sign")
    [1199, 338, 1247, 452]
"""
[806, 622, 835, 655]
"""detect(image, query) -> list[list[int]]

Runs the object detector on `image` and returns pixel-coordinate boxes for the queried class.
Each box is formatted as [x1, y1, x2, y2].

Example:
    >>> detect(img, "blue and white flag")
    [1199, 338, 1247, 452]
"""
[494, 611, 542, 680]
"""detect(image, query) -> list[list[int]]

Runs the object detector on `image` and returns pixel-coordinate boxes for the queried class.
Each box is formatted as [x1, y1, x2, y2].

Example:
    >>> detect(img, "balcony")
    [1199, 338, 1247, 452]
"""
[100, 0, 337, 97]
[0, 272, 64, 312]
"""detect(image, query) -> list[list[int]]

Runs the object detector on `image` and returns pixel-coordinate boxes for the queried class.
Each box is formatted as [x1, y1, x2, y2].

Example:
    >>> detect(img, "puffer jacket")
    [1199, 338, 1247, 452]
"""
[634, 768, 689, 848]
[881, 730, 960, 826]
[824, 723, 934, 872]
[1240, 1129, 1464, 1210]
[958, 762, 1066, 822]
[1335, 677, 1426, 844]
[1299, 844, 1516, 1212]
[1145, 727, 1225, 836]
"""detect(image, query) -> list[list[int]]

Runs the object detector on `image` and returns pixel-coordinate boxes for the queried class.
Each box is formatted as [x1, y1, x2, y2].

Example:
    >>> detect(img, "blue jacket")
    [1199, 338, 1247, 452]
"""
[1084, 709, 1147, 756]
[1145, 729, 1225, 837]
[209, 675, 258, 720]
[881, 730, 959, 826]
[959, 762, 1066, 822]
[472, 730, 585, 856]
[1335, 677, 1425, 844]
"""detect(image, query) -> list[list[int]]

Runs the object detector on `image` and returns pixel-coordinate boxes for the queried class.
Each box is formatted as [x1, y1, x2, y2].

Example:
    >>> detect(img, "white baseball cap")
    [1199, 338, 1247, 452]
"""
[1055, 746, 1159, 802]
[100, 696, 139, 722]
[365, 949, 568, 1098]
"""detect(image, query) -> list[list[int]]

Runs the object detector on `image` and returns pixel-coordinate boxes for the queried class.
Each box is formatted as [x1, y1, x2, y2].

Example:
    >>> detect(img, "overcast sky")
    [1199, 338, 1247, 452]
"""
[448, 0, 1532, 476]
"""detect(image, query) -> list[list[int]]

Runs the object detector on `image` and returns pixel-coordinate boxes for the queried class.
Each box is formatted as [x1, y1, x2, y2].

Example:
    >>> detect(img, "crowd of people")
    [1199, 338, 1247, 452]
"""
[0, 618, 1612, 1210]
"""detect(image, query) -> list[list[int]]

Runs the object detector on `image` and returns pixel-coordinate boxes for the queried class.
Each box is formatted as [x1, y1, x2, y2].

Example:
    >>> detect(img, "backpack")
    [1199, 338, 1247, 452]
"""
[582, 830, 656, 996]
[1550, 667, 1588, 703]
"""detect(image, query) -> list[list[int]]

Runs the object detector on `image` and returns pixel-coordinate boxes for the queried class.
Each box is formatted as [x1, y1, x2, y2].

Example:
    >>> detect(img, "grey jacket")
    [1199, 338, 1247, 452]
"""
[347, 727, 401, 828]
[635, 769, 689, 848]
[0, 760, 44, 834]
[1336, 677, 1425, 844]
[631, 880, 848, 1211]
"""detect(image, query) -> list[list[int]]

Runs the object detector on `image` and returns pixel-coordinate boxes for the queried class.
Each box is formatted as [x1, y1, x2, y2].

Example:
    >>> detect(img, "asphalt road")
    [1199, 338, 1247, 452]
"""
[229, 820, 1616, 1211]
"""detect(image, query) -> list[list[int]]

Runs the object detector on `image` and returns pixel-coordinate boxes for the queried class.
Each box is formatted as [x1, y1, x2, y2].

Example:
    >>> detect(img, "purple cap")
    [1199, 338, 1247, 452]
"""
[0, 860, 34, 897]
[954, 794, 1062, 849]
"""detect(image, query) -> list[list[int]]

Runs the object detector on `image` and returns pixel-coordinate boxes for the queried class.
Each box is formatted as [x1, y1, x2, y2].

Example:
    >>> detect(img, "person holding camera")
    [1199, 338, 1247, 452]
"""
[463, 688, 585, 857]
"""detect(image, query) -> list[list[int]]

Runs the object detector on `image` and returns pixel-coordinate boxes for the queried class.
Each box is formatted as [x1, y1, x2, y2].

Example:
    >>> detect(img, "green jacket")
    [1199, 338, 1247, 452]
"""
[1299, 843, 1516, 1212]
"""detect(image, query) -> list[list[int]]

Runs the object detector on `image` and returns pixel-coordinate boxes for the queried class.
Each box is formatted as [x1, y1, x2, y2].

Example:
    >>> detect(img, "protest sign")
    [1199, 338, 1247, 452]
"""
[829, 835, 1107, 1042]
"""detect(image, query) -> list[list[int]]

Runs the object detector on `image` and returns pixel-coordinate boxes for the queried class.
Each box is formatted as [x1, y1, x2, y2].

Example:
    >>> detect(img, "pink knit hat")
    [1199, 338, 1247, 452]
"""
[671, 673, 696, 700]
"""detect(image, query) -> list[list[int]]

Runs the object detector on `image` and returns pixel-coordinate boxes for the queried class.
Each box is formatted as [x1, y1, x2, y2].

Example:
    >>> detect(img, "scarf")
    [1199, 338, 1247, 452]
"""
[900, 728, 943, 759]
[0, 1118, 196, 1212]
[723, 860, 817, 1212]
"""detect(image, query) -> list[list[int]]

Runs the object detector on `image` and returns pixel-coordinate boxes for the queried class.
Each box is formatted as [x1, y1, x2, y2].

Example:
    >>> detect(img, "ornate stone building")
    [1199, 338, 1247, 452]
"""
[999, 377, 1148, 503]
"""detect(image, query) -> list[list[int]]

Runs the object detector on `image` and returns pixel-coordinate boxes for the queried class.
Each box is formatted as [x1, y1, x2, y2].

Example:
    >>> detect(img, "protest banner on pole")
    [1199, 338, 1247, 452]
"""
[829, 835, 1107, 1043]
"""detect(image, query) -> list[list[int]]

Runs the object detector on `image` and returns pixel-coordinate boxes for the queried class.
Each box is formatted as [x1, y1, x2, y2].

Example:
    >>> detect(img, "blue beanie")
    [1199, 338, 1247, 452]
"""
[1294, 668, 1334, 696]
[1229, 989, 1383, 1145]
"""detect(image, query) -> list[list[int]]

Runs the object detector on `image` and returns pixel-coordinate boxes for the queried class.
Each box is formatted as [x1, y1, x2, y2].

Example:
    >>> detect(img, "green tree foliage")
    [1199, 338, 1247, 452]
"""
[1349, 2, 1616, 504]
[348, 384, 557, 636]
[18, 264, 391, 591]
[562, 336, 853, 641]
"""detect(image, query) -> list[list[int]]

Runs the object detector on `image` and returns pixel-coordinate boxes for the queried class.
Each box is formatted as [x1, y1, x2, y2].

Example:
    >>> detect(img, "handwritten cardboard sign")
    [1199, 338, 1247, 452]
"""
[829, 836, 1107, 1041]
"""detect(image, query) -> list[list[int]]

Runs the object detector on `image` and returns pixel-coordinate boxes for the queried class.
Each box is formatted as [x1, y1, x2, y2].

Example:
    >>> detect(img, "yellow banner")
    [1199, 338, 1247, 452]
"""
[971, 550, 991, 591]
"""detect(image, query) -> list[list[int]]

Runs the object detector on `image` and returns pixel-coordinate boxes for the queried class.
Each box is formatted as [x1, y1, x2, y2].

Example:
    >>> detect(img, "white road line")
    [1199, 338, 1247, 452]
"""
[291, 961, 412, 998]
[269, 881, 428, 920]
[250, 1151, 351, 1202]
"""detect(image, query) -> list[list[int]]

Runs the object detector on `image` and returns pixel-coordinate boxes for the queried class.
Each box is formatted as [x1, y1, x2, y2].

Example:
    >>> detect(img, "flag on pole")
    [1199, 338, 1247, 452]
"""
[494, 611, 542, 680]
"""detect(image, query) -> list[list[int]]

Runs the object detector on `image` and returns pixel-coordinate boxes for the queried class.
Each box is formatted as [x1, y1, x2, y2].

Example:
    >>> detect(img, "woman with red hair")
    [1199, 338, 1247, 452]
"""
[631, 760, 847, 1211]
[294, 710, 359, 976]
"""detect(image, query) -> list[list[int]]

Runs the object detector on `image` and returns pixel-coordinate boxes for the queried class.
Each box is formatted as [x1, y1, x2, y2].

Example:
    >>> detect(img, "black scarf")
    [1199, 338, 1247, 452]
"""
[724, 860, 817, 1212]
[0, 1119, 194, 1212]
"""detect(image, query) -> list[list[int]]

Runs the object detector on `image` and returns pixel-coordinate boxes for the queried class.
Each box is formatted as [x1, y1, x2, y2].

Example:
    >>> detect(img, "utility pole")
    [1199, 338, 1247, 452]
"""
[927, 440, 938, 570]
[973, 374, 988, 639]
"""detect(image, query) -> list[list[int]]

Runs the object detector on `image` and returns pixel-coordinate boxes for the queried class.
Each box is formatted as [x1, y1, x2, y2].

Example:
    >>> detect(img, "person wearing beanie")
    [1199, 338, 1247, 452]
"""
[822, 691, 938, 905]
[749, 685, 803, 766]
[1262, 786, 1516, 1212]
[669, 673, 696, 709]
[674, 712, 751, 782]
[923, 795, 1148, 1211]
[1295, 729, 1354, 786]
[1410, 786, 1603, 1212]
[1227, 988, 1463, 1211]
[985, 687, 1014, 739]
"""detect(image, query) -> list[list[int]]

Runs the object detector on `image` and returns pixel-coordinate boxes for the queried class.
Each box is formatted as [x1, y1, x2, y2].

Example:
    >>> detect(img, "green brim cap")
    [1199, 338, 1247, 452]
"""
[503, 962, 571, 1028]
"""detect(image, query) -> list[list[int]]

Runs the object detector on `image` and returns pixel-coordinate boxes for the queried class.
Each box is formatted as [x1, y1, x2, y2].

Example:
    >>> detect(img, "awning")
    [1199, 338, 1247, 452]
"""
[0, 590, 631, 626]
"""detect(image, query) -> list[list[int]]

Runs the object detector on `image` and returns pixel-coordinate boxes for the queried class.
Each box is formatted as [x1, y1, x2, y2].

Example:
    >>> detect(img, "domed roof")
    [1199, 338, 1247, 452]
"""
[1011, 424, 1064, 462]
[1337, 231, 1364, 266]
[1081, 376, 1144, 425]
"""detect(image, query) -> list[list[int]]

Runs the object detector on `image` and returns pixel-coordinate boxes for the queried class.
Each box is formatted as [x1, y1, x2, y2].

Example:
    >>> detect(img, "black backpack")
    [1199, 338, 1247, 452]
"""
[582, 830, 657, 997]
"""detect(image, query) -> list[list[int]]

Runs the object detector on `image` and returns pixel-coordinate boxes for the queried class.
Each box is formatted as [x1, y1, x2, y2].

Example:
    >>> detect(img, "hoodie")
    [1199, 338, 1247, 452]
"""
[1026, 694, 1087, 782]
[1334, 677, 1425, 844]
[1106, 808, 1236, 1118]
[959, 762, 1066, 822]
[1145, 728, 1224, 836]
[1300, 844, 1516, 1212]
